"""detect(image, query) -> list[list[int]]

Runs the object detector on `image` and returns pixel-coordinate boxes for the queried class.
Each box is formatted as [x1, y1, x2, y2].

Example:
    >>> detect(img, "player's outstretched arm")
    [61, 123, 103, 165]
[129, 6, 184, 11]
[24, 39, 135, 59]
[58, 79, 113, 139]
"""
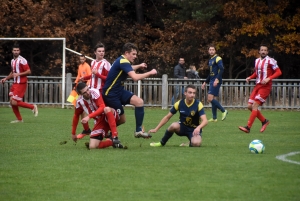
[132, 63, 147, 70]
[148, 112, 173, 134]
[127, 69, 157, 81]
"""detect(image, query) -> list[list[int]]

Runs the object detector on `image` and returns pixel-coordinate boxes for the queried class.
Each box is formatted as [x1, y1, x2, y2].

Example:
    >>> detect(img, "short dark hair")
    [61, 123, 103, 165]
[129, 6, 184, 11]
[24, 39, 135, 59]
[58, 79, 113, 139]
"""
[79, 54, 85, 58]
[259, 44, 268, 50]
[208, 44, 216, 50]
[94, 42, 105, 52]
[76, 82, 87, 94]
[185, 84, 196, 92]
[12, 43, 20, 49]
[122, 43, 138, 54]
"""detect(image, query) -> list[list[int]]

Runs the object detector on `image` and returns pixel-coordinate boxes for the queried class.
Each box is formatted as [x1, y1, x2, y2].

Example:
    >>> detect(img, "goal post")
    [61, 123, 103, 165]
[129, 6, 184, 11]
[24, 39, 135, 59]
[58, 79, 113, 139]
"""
[0, 38, 66, 108]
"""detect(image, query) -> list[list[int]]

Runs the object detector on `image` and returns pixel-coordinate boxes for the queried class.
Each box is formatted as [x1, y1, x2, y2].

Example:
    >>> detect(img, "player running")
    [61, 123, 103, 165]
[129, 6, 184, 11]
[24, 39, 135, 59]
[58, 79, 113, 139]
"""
[102, 43, 157, 138]
[238, 44, 282, 133]
[71, 83, 124, 149]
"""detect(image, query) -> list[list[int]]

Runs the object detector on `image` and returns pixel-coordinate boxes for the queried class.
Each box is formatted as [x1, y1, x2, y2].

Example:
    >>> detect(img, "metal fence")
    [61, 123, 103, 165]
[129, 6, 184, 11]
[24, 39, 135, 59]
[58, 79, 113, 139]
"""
[0, 74, 299, 110]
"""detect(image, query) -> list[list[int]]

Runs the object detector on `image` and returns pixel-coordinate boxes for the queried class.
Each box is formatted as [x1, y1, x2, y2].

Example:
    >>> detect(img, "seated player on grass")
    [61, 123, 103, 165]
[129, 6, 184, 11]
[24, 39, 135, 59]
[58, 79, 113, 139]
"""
[71, 83, 124, 149]
[148, 84, 208, 147]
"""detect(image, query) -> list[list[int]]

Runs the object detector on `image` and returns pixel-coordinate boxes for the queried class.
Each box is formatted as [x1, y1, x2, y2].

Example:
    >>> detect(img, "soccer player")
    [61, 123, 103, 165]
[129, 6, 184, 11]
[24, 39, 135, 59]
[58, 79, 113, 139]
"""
[148, 85, 208, 147]
[102, 42, 157, 138]
[71, 83, 124, 149]
[238, 44, 282, 133]
[81, 43, 111, 94]
[74, 54, 91, 87]
[201, 44, 228, 122]
[1, 44, 38, 123]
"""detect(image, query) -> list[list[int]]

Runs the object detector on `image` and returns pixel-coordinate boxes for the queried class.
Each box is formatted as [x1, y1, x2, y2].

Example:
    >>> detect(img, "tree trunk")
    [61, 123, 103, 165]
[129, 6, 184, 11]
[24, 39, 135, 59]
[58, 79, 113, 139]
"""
[135, 0, 144, 25]
[93, 0, 104, 45]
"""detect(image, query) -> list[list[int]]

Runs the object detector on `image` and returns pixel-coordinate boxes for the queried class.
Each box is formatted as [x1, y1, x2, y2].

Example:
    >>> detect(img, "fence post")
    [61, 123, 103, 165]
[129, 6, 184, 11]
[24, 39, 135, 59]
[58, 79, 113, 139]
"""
[66, 73, 72, 102]
[162, 74, 168, 109]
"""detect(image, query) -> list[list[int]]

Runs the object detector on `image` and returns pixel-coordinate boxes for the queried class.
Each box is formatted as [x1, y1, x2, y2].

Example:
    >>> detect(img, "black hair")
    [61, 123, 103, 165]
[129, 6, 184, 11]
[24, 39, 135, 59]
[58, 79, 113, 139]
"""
[12, 43, 20, 49]
[185, 84, 196, 92]
[79, 54, 85, 58]
[76, 82, 87, 94]
[122, 43, 138, 54]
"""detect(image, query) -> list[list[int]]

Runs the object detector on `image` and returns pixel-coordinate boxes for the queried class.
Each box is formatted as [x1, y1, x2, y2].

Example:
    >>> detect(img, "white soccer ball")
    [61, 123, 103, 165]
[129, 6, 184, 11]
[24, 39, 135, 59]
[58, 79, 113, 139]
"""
[249, 139, 265, 154]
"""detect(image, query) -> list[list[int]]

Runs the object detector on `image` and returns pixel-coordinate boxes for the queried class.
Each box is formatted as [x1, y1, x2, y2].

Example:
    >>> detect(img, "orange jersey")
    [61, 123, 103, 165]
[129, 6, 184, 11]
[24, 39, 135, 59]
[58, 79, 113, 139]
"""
[75, 62, 91, 85]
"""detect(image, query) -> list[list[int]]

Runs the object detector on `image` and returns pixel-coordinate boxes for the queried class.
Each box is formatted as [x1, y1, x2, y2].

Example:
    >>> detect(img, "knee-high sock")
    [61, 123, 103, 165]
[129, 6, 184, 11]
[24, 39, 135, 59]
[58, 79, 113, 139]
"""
[161, 130, 174, 145]
[17, 101, 34, 109]
[135, 107, 144, 132]
[256, 110, 266, 122]
[98, 139, 113, 149]
[211, 99, 225, 113]
[12, 105, 22, 120]
[82, 122, 90, 131]
[211, 101, 217, 119]
[247, 110, 258, 128]
[106, 111, 118, 137]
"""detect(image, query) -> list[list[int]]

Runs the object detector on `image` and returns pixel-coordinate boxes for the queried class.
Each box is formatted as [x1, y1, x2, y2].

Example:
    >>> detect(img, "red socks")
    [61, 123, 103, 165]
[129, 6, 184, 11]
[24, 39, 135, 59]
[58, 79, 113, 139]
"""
[17, 101, 34, 109]
[11, 105, 22, 120]
[247, 110, 257, 128]
[98, 139, 113, 149]
[106, 111, 118, 138]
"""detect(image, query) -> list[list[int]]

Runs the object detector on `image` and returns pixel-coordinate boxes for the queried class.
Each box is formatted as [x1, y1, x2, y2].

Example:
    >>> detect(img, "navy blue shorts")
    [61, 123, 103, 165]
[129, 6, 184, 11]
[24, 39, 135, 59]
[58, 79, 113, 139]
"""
[176, 123, 202, 140]
[102, 89, 133, 115]
[208, 82, 221, 96]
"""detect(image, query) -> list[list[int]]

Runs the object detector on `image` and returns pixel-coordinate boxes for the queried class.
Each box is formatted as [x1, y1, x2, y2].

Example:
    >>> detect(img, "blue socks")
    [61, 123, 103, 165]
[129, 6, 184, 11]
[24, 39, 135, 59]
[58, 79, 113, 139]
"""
[135, 107, 144, 132]
[211, 99, 225, 119]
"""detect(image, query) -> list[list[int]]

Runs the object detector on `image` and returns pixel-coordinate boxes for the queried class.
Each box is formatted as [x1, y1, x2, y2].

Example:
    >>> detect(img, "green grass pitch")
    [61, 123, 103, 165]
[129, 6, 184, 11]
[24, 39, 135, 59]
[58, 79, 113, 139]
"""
[0, 107, 299, 201]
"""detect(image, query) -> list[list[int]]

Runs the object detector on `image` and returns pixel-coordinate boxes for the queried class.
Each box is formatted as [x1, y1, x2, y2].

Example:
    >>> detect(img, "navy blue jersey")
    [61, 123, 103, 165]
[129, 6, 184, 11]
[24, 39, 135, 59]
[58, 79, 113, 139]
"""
[170, 99, 205, 130]
[103, 55, 133, 97]
[205, 55, 224, 84]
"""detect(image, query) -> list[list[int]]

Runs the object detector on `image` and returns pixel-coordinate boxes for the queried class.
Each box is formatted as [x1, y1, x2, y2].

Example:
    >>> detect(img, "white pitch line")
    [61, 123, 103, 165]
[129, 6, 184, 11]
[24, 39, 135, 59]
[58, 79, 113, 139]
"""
[276, 151, 300, 165]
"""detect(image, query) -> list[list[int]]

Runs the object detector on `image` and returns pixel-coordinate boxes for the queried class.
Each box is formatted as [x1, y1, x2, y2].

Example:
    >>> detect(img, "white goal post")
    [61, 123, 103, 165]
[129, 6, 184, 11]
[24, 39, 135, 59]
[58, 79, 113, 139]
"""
[0, 38, 66, 108]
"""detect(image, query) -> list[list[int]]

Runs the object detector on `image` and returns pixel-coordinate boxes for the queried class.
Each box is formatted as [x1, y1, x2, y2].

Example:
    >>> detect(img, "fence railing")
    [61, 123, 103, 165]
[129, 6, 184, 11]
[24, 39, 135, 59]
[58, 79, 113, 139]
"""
[0, 74, 299, 110]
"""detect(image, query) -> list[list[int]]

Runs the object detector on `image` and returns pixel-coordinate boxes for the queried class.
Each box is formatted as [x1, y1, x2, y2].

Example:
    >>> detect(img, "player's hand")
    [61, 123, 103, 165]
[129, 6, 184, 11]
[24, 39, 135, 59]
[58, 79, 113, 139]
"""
[148, 129, 157, 134]
[193, 128, 201, 136]
[92, 69, 97, 74]
[81, 116, 90, 124]
[72, 134, 77, 142]
[13, 73, 19, 78]
[139, 63, 147, 68]
[246, 77, 251, 83]
[150, 69, 157, 75]
[1, 78, 6, 84]
[261, 78, 270, 84]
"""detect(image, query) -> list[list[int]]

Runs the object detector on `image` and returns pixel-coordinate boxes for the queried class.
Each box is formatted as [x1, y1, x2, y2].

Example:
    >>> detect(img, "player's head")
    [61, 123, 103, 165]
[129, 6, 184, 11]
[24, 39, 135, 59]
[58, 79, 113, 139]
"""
[184, 84, 197, 100]
[94, 42, 105, 60]
[12, 43, 21, 58]
[76, 82, 90, 99]
[79, 54, 86, 64]
[122, 43, 138, 63]
[208, 44, 216, 56]
[259, 44, 269, 58]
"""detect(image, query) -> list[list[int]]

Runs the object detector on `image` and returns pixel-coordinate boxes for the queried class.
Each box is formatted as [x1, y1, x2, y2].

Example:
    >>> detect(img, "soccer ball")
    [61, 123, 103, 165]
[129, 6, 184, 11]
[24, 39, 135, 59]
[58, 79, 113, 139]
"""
[249, 139, 265, 154]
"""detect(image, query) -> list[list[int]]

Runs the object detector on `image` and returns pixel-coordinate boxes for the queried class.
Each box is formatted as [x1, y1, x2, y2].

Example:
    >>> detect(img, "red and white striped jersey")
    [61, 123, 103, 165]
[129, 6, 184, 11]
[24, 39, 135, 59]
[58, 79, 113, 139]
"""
[254, 56, 279, 84]
[75, 88, 105, 120]
[11, 55, 30, 84]
[89, 59, 111, 90]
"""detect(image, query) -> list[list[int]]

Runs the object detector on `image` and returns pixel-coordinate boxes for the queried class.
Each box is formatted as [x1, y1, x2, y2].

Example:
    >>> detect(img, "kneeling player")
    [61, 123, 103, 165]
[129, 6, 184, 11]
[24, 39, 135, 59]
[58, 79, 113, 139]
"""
[71, 83, 124, 149]
[148, 85, 208, 147]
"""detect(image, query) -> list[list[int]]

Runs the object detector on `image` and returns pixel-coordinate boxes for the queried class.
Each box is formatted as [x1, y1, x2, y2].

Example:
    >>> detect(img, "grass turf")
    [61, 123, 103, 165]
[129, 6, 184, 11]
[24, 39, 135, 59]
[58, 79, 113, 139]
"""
[0, 107, 299, 201]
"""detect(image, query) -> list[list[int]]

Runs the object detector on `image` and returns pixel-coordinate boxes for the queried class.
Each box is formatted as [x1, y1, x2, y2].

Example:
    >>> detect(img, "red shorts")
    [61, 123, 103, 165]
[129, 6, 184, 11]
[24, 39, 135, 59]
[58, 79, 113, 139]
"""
[90, 110, 120, 138]
[9, 83, 27, 101]
[248, 83, 272, 105]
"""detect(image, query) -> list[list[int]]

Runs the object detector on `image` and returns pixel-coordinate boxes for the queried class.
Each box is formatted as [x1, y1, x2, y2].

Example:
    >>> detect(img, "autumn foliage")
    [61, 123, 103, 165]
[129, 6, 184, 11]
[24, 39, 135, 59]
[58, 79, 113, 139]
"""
[0, 0, 299, 78]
